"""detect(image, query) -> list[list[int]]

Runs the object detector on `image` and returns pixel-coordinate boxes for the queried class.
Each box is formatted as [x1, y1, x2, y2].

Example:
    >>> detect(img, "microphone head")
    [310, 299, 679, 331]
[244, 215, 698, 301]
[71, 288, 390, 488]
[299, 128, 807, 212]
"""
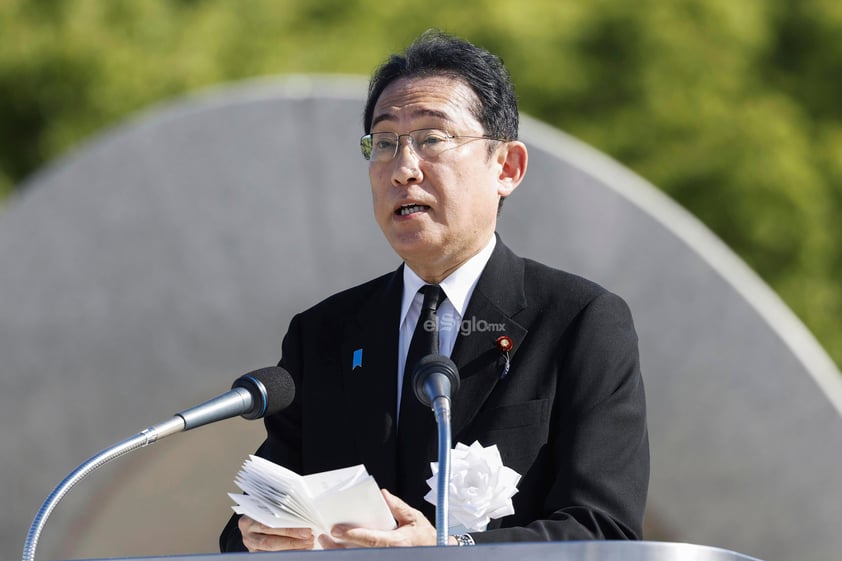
[413, 354, 460, 407]
[232, 366, 295, 420]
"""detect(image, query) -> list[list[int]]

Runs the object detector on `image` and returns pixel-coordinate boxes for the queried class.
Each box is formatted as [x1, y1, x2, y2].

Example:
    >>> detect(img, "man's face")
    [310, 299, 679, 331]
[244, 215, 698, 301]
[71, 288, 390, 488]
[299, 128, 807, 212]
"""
[368, 75, 519, 281]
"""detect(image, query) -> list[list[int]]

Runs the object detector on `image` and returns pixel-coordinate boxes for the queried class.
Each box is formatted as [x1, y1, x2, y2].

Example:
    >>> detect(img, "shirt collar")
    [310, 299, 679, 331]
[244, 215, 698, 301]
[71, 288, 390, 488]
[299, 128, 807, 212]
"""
[399, 235, 497, 328]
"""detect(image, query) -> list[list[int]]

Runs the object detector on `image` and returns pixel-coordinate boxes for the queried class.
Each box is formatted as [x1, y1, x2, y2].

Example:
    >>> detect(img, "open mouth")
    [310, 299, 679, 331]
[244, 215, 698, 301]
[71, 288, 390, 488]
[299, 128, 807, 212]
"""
[396, 203, 430, 216]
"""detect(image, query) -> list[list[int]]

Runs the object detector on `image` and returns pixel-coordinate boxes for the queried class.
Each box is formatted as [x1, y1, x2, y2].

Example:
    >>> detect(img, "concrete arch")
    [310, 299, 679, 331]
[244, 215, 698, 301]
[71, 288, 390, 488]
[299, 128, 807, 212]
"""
[1, 76, 839, 561]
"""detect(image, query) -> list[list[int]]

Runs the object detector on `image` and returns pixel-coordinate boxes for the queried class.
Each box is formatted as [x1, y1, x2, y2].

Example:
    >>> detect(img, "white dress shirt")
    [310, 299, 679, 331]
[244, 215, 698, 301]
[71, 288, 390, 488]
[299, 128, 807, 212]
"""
[396, 235, 497, 418]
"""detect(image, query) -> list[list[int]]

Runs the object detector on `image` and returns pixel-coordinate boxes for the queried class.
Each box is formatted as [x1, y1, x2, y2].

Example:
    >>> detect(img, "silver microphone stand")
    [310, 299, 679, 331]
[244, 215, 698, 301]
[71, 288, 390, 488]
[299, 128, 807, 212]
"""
[433, 395, 454, 546]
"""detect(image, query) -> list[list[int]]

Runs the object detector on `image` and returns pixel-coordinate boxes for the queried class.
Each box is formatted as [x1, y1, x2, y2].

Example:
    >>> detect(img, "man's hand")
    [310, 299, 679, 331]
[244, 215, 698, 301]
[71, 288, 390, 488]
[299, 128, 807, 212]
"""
[320, 489, 452, 548]
[238, 515, 315, 551]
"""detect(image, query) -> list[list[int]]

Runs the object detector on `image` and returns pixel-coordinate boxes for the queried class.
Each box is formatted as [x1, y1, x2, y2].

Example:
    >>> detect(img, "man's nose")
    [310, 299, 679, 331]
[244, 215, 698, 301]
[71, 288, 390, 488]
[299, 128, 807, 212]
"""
[391, 139, 423, 185]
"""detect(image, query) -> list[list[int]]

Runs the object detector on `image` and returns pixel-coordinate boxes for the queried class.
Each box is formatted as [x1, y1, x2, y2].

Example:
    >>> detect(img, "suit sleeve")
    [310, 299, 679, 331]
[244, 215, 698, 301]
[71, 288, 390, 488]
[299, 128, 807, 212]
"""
[219, 314, 306, 552]
[472, 291, 650, 543]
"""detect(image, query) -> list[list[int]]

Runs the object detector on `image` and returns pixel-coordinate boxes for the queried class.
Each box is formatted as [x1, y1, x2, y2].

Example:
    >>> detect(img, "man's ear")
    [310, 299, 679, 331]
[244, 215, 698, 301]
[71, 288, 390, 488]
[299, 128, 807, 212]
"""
[497, 140, 528, 198]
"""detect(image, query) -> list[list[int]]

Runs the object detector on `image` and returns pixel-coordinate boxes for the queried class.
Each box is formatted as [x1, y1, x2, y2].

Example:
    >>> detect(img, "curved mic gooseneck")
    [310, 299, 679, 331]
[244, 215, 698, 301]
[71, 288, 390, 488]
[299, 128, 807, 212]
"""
[413, 354, 460, 546]
[22, 366, 294, 561]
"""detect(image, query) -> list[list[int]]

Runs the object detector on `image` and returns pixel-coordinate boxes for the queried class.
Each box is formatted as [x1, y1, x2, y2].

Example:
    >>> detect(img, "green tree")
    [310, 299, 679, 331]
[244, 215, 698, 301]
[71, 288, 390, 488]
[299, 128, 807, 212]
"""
[1, 0, 840, 366]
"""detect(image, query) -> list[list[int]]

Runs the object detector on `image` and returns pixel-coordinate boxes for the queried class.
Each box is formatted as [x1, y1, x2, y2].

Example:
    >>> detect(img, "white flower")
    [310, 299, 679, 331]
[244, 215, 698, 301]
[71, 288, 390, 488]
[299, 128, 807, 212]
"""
[424, 441, 521, 532]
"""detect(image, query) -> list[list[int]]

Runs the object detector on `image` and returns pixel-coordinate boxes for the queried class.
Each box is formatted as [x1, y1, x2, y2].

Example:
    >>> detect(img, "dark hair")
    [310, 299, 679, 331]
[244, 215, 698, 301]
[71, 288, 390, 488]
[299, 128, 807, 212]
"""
[363, 30, 519, 141]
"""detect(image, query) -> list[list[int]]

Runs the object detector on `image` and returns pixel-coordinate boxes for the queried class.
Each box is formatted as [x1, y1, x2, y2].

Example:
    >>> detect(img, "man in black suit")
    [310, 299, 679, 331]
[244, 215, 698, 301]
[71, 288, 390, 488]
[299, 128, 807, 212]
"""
[220, 30, 648, 551]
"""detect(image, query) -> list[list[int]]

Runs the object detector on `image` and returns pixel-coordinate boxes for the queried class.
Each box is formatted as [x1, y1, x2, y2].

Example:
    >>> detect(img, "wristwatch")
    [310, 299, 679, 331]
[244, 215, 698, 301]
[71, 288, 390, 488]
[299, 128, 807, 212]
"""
[453, 534, 475, 546]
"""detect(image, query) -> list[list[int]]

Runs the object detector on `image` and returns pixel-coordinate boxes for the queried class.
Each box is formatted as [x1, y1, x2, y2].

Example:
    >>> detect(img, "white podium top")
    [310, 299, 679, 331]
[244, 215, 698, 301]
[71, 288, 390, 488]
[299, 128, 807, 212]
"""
[73, 540, 763, 561]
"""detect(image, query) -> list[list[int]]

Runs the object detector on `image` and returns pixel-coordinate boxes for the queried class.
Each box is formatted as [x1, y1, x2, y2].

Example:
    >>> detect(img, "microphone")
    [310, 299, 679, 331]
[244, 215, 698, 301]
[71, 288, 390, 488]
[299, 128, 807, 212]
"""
[22, 366, 294, 561]
[413, 354, 460, 407]
[178, 366, 295, 429]
[413, 354, 460, 546]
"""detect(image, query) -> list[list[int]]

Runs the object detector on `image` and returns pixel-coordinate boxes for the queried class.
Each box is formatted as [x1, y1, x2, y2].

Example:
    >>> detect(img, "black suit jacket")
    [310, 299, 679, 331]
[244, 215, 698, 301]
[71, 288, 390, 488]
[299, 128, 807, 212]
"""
[220, 237, 649, 549]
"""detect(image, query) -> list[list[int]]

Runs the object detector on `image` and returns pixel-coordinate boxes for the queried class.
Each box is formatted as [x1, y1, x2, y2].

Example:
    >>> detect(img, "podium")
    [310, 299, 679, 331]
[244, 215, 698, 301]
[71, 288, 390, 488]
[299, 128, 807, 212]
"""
[62, 541, 763, 561]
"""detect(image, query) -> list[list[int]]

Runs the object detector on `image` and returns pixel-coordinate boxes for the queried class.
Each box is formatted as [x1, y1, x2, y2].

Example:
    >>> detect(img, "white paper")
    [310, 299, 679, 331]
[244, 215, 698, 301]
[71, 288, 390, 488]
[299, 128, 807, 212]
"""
[229, 455, 396, 542]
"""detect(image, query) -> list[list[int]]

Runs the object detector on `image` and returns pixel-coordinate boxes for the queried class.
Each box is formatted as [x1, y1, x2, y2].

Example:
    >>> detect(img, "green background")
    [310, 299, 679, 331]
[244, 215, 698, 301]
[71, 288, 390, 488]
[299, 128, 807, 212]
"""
[2, 0, 840, 369]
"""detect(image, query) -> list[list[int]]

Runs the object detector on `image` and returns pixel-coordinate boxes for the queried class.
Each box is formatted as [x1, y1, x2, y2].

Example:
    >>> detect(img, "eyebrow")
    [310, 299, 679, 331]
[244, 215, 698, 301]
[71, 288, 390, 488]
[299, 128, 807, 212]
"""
[371, 108, 452, 129]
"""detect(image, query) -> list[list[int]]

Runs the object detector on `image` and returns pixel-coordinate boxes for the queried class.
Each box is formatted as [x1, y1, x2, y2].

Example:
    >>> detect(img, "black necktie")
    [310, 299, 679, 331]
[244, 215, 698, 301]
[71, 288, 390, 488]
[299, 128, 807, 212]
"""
[397, 284, 445, 513]
[405, 284, 445, 381]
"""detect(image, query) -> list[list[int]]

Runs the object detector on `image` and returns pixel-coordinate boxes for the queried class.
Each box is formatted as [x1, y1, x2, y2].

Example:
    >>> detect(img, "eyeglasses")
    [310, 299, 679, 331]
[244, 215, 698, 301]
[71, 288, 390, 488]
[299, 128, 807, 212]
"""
[360, 128, 507, 162]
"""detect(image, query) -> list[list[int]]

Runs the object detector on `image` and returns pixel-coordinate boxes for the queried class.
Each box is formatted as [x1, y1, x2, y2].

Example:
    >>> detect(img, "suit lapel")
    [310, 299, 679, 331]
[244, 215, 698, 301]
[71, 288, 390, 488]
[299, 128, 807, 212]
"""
[451, 239, 528, 436]
[336, 239, 530, 509]
[340, 267, 403, 493]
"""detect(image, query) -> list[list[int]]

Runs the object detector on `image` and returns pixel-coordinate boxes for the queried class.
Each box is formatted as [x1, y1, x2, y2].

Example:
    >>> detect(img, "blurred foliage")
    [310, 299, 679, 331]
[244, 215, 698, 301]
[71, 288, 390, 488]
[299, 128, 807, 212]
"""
[1, 0, 840, 368]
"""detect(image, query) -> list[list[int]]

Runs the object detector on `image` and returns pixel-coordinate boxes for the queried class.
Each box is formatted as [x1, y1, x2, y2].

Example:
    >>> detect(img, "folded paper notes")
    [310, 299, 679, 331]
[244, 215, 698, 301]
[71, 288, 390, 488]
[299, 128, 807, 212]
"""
[229, 455, 396, 541]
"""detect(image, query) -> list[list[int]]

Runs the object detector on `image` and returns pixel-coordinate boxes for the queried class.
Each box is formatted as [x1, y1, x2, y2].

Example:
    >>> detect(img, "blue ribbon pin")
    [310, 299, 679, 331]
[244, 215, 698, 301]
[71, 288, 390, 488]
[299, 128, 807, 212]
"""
[352, 348, 363, 370]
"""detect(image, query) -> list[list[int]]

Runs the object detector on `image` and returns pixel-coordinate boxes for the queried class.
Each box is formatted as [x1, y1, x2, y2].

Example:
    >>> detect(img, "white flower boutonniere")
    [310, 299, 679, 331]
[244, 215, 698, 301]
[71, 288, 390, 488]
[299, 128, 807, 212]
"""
[424, 441, 521, 533]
